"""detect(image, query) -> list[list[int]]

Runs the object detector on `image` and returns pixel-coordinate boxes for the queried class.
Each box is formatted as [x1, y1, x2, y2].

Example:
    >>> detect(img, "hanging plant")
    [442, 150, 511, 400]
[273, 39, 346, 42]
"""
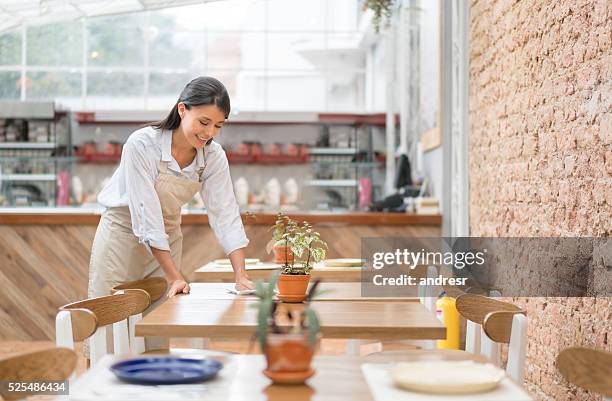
[363, 0, 395, 33]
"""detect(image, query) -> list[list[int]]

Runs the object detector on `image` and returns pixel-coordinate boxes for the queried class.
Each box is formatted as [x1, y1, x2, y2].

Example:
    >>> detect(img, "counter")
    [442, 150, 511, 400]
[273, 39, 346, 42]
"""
[0, 208, 442, 226]
[0, 207, 440, 341]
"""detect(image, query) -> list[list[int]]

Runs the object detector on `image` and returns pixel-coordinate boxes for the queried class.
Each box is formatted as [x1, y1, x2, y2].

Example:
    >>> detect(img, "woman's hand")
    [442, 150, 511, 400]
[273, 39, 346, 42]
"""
[235, 275, 254, 292]
[167, 278, 191, 298]
[228, 248, 253, 292]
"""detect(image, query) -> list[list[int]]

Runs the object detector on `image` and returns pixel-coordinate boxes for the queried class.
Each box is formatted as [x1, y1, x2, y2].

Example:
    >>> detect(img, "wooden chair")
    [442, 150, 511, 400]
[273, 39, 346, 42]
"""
[110, 277, 216, 355]
[557, 347, 612, 400]
[0, 348, 76, 401]
[56, 289, 150, 367]
[456, 293, 528, 383]
[111, 277, 167, 354]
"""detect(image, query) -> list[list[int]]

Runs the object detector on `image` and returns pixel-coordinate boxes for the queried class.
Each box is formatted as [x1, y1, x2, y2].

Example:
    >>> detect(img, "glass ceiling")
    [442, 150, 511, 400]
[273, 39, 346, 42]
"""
[0, 0, 384, 112]
[0, 0, 210, 32]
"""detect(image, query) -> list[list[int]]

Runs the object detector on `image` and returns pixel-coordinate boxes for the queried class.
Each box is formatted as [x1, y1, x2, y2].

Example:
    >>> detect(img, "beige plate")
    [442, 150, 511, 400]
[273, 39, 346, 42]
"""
[214, 258, 260, 265]
[323, 258, 364, 267]
[390, 361, 505, 394]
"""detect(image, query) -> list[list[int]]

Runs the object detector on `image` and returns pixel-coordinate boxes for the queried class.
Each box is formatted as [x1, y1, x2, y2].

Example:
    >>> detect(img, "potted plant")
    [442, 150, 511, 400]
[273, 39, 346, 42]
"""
[363, 0, 395, 33]
[267, 213, 296, 265]
[254, 273, 321, 384]
[268, 214, 328, 302]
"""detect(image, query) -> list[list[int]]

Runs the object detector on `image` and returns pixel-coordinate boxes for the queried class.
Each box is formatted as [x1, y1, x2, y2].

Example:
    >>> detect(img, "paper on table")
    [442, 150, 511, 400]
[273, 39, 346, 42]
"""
[226, 288, 256, 295]
[360, 363, 533, 401]
[214, 258, 260, 265]
[314, 261, 362, 270]
[323, 258, 364, 267]
[212, 262, 280, 270]
[243, 264, 280, 270]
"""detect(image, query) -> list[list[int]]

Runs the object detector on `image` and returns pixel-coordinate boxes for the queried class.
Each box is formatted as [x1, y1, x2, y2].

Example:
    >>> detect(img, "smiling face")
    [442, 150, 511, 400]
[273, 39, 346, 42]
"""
[177, 102, 226, 149]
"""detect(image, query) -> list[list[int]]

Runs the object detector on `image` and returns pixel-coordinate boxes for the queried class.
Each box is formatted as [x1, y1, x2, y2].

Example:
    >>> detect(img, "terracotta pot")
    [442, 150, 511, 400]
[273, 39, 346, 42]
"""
[264, 333, 316, 372]
[273, 244, 294, 265]
[277, 273, 311, 299]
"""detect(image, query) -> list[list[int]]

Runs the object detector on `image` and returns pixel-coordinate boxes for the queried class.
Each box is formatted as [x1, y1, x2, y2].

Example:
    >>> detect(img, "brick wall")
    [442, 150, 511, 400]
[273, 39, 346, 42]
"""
[469, 0, 611, 400]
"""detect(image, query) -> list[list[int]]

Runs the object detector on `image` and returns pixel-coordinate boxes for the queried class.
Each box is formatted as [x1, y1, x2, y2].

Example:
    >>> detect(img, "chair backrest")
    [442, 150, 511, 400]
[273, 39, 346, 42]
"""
[557, 347, 612, 399]
[0, 348, 76, 401]
[56, 290, 150, 366]
[111, 277, 168, 302]
[111, 277, 168, 353]
[456, 294, 527, 383]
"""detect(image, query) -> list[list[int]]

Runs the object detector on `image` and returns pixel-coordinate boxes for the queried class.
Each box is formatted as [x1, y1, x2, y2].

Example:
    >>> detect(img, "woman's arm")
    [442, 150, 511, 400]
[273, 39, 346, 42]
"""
[228, 247, 254, 291]
[200, 146, 252, 290]
[151, 248, 190, 297]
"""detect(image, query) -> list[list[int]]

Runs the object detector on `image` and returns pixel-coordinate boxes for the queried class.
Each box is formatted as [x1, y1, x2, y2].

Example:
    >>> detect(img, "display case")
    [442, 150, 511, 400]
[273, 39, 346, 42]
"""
[0, 110, 393, 212]
[0, 101, 73, 207]
[304, 123, 385, 211]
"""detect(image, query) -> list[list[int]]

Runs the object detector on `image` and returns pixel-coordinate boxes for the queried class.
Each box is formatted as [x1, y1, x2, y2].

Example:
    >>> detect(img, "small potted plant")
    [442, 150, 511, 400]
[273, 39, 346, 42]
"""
[254, 273, 321, 384]
[267, 213, 296, 265]
[363, 0, 395, 33]
[268, 214, 328, 302]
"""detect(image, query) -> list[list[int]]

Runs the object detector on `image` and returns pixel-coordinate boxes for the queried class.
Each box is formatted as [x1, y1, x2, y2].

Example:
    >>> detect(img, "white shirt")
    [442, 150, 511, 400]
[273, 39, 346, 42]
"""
[98, 126, 249, 255]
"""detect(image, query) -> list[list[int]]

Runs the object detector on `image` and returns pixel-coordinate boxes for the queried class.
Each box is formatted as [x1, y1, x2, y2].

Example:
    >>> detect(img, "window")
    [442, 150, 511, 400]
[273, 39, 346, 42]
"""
[0, 0, 376, 111]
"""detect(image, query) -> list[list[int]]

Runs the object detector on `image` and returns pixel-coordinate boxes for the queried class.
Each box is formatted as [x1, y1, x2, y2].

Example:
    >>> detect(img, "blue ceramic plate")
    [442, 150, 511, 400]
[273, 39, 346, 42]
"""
[110, 357, 223, 385]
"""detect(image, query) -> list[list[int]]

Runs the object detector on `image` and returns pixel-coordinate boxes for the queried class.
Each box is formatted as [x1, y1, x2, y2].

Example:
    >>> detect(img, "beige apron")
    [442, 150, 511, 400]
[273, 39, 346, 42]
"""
[87, 158, 204, 355]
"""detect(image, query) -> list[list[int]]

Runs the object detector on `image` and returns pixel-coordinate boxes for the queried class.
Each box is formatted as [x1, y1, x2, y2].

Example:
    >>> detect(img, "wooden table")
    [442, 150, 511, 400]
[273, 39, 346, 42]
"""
[135, 295, 444, 341]
[65, 350, 531, 401]
[193, 261, 363, 282]
[184, 282, 419, 301]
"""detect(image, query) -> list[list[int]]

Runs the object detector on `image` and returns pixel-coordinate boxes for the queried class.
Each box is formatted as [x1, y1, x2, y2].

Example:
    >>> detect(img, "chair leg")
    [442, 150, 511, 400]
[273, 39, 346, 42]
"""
[113, 320, 130, 355]
[56, 311, 77, 380]
[506, 314, 528, 384]
[128, 314, 145, 354]
[90, 326, 108, 367]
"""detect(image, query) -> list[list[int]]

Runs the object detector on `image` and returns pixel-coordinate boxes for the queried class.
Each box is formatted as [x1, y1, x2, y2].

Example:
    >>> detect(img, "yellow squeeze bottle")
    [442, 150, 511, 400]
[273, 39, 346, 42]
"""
[436, 292, 460, 349]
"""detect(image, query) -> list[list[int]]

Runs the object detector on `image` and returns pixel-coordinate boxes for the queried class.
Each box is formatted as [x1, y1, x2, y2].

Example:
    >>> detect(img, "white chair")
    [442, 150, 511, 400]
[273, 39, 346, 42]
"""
[0, 347, 76, 401]
[56, 289, 150, 367]
[456, 294, 528, 383]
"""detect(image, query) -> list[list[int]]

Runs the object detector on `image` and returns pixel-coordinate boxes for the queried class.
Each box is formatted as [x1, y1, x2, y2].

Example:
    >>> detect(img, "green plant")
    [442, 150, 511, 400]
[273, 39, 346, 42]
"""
[253, 272, 321, 351]
[363, 0, 395, 33]
[267, 213, 328, 275]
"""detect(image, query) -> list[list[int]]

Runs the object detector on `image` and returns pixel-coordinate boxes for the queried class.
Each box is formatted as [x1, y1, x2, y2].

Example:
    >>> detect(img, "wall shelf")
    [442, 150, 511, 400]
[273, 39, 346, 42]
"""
[1, 174, 56, 181]
[304, 179, 358, 187]
[73, 111, 397, 127]
[226, 152, 309, 165]
[309, 147, 357, 155]
[0, 142, 57, 149]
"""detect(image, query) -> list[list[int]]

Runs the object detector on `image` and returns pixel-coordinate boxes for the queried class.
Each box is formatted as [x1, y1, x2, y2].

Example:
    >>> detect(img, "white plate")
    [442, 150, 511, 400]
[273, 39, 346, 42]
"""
[323, 258, 364, 267]
[214, 258, 260, 265]
[390, 361, 505, 394]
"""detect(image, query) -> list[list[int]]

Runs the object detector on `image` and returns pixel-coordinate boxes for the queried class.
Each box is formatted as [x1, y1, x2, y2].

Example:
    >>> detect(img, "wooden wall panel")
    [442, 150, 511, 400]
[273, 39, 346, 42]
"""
[0, 223, 440, 340]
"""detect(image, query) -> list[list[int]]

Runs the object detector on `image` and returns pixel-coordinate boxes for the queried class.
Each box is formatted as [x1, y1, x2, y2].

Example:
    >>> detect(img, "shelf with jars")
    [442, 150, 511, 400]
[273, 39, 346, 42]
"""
[0, 101, 73, 207]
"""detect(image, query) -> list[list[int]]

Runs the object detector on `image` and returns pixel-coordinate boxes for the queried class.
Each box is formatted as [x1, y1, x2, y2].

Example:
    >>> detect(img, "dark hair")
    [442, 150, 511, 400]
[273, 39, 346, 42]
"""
[153, 76, 231, 131]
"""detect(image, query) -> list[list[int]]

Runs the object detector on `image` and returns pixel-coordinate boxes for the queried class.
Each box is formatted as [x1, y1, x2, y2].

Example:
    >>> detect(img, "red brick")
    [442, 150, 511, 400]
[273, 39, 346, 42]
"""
[469, 0, 612, 398]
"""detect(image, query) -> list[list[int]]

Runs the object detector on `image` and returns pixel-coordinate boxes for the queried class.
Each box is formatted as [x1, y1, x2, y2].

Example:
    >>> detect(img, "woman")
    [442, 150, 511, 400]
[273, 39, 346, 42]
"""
[88, 77, 253, 351]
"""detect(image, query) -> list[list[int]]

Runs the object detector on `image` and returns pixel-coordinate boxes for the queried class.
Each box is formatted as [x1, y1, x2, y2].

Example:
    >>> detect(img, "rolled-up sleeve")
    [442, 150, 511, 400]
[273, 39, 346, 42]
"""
[200, 150, 249, 255]
[123, 139, 169, 253]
